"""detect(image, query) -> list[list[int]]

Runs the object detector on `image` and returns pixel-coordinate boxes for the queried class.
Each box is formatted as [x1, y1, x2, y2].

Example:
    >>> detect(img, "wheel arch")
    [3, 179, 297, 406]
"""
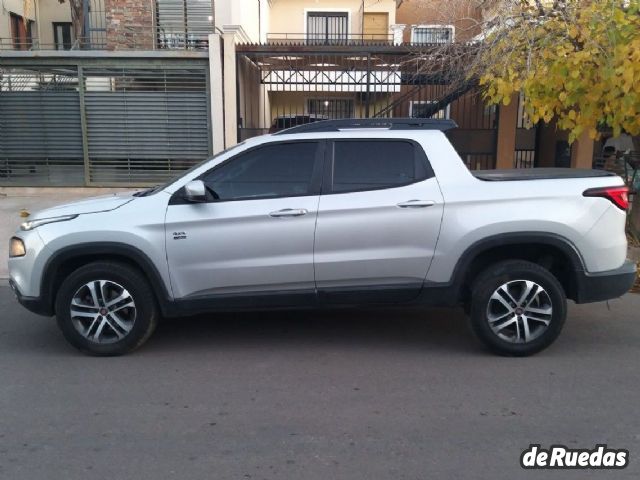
[40, 242, 172, 316]
[450, 232, 586, 304]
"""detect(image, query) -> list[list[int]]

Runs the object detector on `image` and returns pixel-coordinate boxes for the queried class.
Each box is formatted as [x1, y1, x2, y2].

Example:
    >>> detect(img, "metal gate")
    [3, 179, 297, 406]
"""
[236, 45, 498, 169]
[0, 58, 211, 186]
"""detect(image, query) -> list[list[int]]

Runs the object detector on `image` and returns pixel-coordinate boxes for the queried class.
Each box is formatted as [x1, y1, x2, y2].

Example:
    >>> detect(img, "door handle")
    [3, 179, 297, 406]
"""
[396, 200, 435, 208]
[269, 208, 308, 217]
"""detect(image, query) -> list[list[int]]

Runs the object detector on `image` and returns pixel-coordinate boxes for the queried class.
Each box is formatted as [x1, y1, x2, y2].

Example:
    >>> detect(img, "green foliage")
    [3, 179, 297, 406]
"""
[477, 0, 640, 142]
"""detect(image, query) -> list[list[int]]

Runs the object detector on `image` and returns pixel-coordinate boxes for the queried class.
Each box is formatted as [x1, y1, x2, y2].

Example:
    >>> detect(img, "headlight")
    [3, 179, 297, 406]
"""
[9, 237, 26, 258]
[20, 214, 78, 231]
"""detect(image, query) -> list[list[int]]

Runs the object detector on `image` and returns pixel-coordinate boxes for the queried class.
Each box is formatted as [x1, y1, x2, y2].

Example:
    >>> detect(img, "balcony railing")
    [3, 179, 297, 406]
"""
[0, 28, 211, 52]
[0, 37, 102, 51]
[266, 33, 395, 46]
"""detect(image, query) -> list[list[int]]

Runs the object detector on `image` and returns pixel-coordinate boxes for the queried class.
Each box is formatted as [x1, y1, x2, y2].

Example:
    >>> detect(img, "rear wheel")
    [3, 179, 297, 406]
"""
[55, 262, 158, 356]
[469, 260, 567, 356]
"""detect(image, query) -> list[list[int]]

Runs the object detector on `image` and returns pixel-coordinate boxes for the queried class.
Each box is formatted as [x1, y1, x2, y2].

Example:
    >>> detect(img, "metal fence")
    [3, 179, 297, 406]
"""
[514, 93, 537, 168]
[236, 46, 498, 170]
[265, 33, 395, 46]
[0, 0, 214, 51]
[0, 58, 211, 186]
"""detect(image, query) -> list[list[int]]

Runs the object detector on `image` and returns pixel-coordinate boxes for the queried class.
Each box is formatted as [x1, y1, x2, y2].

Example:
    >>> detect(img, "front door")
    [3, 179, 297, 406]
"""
[314, 139, 444, 303]
[165, 140, 324, 304]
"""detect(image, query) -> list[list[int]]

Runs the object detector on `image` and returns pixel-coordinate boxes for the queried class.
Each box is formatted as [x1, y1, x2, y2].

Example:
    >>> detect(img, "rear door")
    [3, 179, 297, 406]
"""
[314, 139, 444, 304]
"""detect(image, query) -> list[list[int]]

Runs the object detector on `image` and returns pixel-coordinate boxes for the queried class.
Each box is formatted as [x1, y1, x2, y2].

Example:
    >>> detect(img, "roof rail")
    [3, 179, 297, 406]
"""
[273, 118, 458, 135]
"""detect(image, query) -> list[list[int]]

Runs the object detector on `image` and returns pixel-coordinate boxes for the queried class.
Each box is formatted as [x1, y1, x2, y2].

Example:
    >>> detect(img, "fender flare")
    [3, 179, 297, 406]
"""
[40, 242, 172, 315]
[423, 232, 587, 305]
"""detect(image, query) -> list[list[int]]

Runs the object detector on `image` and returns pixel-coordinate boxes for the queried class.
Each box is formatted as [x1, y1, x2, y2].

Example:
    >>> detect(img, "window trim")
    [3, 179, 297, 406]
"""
[170, 139, 326, 204]
[304, 9, 351, 43]
[410, 24, 455, 44]
[10, 12, 34, 50]
[322, 138, 435, 195]
[53, 22, 74, 50]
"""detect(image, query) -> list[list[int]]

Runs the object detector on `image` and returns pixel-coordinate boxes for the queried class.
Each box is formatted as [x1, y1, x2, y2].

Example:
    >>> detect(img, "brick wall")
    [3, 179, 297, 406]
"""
[105, 0, 155, 50]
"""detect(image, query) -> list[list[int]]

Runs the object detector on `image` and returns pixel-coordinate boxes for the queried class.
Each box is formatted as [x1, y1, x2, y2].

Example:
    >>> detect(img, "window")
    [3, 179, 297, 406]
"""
[10, 13, 34, 50]
[156, 0, 212, 49]
[202, 142, 319, 201]
[307, 12, 348, 45]
[332, 141, 429, 193]
[411, 25, 454, 44]
[409, 101, 450, 119]
[53, 22, 74, 50]
[308, 99, 354, 119]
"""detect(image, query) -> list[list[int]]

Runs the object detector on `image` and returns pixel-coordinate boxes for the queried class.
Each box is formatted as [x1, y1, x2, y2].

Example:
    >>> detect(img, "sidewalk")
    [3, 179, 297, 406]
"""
[1, 187, 132, 280]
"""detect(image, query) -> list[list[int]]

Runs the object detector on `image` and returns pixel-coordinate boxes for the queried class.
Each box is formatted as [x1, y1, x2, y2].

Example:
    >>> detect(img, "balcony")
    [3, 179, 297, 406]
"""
[0, 30, 212, 52]
[0, 0, 214, 52]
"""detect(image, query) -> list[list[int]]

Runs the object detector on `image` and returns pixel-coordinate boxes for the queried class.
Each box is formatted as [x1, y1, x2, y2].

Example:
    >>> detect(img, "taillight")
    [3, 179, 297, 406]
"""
[583, 186, 629, 210]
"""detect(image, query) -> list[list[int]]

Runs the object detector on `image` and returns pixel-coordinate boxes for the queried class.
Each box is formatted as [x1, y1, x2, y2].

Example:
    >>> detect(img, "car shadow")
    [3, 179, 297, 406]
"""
[146, 306, 478, 355]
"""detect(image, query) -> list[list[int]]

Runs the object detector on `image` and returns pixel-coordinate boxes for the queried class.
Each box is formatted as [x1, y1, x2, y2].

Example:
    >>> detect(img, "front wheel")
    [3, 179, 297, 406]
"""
[469, 260, 567, 356]
[55, 262, 159, 356]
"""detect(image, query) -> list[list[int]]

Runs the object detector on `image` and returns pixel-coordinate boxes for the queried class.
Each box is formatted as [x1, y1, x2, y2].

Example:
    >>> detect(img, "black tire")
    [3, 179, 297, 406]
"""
[469, 260, 567, 356]
[55, 261, 159, 356]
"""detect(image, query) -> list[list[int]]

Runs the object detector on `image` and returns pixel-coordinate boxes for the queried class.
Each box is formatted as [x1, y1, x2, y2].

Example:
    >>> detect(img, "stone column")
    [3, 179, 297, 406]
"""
[495, 94, 519, 169]
[570, 131, 595, 169]
[105, 0, 155, 50]
[222, 33, 237, 149]
[389, 24, 406, 45]
[209, 33, 225, 154]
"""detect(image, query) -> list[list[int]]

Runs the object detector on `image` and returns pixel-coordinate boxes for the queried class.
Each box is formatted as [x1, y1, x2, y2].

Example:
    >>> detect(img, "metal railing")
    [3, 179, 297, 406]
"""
[0, 27, 211, 51]
[236, 48, 498, 169]
[266, 33, 395, 46]
[594, 152, 640, 191]
[0, 37, 104, 51]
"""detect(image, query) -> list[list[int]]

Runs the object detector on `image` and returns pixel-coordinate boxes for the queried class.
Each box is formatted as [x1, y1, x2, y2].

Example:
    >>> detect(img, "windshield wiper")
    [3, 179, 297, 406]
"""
[133, 185, 160, 197]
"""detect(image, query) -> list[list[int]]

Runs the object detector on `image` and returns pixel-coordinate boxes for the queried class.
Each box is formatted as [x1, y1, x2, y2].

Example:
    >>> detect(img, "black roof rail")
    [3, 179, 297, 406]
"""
[273, 118, 458, 135]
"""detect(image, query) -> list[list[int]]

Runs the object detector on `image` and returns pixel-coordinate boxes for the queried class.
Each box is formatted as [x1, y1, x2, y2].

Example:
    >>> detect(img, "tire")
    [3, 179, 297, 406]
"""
[54, 261, 159, 356]
[469, 260, 567, 356]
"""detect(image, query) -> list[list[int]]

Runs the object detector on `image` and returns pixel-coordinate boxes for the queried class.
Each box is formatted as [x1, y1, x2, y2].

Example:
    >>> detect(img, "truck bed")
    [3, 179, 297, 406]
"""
[473, 168, 615, 181]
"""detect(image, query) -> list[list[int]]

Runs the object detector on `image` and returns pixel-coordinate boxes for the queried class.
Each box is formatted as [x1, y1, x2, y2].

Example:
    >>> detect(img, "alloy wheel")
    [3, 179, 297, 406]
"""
[486, 279, 553, 344]
[70, 280, 136, 344]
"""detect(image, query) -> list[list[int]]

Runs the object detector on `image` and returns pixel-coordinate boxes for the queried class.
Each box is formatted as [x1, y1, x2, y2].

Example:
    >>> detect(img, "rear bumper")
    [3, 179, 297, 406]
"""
[574, 260, 637, 304]
[8, 279, 53, 317]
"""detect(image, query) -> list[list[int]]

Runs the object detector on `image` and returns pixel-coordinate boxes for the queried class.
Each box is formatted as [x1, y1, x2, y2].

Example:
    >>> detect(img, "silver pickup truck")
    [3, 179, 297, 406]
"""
[8, 119, 636, 356]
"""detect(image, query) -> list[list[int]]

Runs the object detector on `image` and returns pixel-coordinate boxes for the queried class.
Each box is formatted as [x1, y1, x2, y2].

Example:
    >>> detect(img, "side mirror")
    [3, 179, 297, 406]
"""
[183, 180, 207, 203]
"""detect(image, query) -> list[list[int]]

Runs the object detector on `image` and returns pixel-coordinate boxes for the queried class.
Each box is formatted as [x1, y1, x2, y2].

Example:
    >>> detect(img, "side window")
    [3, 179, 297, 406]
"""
[331, 140, 428, 193]
[202, 142, 319, 200]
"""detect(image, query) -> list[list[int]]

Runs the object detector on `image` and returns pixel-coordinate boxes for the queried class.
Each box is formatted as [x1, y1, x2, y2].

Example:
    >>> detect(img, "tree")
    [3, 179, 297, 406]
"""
[58, 0, 85, 48]
[474, 0, 640, 142]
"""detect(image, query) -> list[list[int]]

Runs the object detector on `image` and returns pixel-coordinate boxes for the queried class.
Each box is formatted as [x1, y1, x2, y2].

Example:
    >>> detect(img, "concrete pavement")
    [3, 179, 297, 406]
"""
[0, 286, 639, 480]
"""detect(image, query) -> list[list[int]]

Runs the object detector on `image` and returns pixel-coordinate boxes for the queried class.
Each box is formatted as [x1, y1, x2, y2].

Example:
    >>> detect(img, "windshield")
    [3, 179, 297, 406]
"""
[134, 142, 246, 196]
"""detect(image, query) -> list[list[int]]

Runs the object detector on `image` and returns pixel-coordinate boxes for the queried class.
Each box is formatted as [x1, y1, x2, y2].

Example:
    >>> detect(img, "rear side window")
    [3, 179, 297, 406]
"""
[331, 140, 430, 193]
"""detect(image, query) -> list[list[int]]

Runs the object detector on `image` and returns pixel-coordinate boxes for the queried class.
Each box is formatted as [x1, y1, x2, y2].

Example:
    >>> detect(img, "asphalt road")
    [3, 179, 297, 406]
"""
[1, 286, 639, 480]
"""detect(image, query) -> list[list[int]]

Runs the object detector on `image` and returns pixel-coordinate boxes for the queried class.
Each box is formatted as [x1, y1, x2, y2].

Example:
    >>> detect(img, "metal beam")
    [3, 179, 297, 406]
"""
[76, 65, 91, 186]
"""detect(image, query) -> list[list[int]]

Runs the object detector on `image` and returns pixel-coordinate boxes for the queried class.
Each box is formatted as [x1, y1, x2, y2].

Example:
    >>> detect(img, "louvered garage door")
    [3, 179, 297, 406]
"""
[83, 66, 210, 184]
[0, 61, 211, 186]
[0, 67, 85, 186]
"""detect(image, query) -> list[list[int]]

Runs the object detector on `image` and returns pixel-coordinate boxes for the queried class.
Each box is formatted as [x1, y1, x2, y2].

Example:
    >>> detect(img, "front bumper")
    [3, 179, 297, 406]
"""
[8, 279, 53, 317]
[574, 260, 637, 304]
